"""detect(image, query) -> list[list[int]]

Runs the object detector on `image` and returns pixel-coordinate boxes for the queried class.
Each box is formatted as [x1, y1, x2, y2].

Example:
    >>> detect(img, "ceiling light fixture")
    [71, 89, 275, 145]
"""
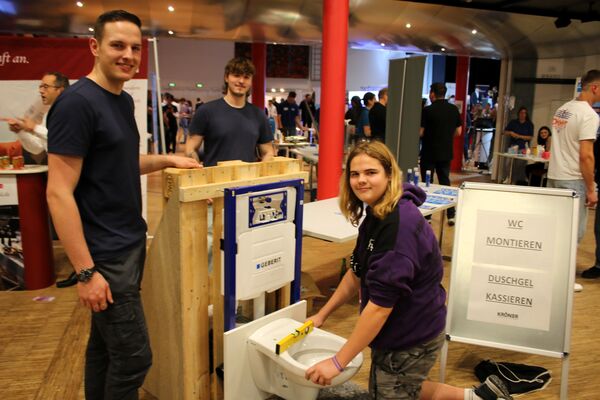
[279, 88, 285, 93]
[196, 83, 203, 88]
[554, 15, 571, 28]
[168, 5, 175, 12]
[76, 1, 84, 7]
[405, 23, 411, 28]
[441, 47, 446, 52]
[88, 27, 94, 32]
[271, 88, 276, 93]
[168, 30, 174, 35]
[380, 42, 385, 47]
[471, 29, 477, 34]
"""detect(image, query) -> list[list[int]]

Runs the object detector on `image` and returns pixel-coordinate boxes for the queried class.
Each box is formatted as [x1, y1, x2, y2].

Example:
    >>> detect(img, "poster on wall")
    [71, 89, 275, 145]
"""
[0, 176, 22, 290]
[0, 37, 148, 144]
[467, 209, 555, 330]
[0, 37, 150, 218]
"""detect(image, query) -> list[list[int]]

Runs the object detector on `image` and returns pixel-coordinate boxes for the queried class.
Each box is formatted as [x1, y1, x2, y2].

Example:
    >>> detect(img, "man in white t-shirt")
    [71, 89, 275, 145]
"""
[1, 72, 69, 157]
[548, 70, 600, 288]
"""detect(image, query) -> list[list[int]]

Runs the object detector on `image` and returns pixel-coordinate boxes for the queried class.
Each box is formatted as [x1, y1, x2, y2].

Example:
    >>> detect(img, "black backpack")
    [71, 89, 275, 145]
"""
[475, 359, 552, 395]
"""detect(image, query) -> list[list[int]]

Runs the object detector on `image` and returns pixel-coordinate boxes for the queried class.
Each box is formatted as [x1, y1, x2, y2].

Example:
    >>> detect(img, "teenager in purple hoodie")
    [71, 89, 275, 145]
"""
[305, 141, 511, 400]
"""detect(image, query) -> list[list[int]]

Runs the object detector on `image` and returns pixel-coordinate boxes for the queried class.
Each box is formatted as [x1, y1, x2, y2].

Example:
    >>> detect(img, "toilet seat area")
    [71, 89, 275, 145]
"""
[247, 317, 363, 388]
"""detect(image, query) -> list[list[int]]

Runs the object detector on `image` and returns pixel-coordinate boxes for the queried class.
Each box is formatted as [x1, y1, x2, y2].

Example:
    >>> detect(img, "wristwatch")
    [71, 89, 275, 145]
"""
[76, 267, 97, 283]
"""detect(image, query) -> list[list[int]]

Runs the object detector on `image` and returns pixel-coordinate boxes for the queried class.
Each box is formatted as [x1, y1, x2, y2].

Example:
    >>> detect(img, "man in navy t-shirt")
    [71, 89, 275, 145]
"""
[185, 57, 274, 166]
[279, 91, 305, 138]
[46, 10, 199, 399]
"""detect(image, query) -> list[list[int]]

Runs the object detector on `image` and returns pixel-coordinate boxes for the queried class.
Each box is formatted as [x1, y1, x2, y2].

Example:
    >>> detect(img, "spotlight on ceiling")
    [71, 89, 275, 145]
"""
[554, 16, 571, 28]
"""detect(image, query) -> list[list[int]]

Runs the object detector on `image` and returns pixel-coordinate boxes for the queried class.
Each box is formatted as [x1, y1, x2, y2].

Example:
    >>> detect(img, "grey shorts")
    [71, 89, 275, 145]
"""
[369, 332, 445, 399]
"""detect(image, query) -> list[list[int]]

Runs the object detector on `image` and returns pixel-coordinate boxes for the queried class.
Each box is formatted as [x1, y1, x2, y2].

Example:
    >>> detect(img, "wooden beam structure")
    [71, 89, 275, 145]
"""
[142, 158, 307, 400]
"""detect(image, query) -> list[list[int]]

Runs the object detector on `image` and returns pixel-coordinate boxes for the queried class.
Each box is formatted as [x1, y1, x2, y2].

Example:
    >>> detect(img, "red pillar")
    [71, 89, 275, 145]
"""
[18, 173, 54, 289]
[318, 0, 349, 200]
[452, 56, 470, 172]
[251, 43, 266, 112]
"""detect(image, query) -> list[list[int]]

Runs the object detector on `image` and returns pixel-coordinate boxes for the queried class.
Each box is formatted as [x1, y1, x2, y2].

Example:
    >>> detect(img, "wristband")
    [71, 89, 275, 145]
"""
[331, 355, 344, 372]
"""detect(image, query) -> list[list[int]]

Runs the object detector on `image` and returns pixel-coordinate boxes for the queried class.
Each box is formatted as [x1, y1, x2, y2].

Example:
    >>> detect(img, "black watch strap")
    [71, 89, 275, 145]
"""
[76, 267, 97, 283]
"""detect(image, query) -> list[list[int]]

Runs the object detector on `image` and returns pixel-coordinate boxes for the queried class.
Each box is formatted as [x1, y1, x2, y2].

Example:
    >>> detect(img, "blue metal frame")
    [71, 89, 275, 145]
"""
[223, 179, 304, 332]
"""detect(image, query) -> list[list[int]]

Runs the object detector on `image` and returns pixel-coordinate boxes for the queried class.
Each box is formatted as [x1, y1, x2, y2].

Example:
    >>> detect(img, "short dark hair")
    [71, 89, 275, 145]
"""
[517, 106, 530, 121]
[44, 72, 70, 89]
[363, 92, 375, 104]
[288, 91, 297, 98]
[224, 57, 255, 77]
[94, 10, 141, 42]
[430, 82, 447, 98]
[378, 88, 388, 99]
[222, 57, 255, 94]
[581, 69, 600, 89]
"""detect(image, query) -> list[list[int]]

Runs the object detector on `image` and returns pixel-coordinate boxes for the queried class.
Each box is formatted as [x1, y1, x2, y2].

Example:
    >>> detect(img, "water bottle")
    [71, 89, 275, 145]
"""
[407, 168, 413, 184]
[425, 170, 431, 187]
[413, 168, 420, 186]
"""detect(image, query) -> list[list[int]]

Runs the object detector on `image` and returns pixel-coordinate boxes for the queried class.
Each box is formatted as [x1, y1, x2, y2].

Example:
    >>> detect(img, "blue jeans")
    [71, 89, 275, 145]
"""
[547, 179, 587, 243]
[268, 117, 276, 135]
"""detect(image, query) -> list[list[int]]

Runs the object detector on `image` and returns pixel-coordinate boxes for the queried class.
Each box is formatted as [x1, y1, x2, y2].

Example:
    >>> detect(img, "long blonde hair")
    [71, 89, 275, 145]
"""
[339, 141, 403, 226]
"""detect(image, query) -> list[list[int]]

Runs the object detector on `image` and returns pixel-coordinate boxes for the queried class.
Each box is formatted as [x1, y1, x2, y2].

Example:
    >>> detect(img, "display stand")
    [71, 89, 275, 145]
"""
[0, 165, 54, 290]
[440, 182, 578, 399]
[141, 158, 307, 400]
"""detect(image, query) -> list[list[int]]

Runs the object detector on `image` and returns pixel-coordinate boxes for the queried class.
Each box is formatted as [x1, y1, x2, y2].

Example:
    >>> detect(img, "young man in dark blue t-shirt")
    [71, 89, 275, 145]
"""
[46, 10, 199, 399]
[185, 57, 274, 166]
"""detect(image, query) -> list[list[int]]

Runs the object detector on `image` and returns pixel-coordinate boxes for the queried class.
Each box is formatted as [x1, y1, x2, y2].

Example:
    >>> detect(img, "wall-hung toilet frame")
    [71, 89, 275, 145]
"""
[222, 179, 305, 332]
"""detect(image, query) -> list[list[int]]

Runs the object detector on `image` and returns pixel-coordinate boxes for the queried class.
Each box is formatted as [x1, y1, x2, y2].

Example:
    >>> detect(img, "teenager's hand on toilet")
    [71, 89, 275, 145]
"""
[305, 357, 341, 386]
[306, 313, 325, 328]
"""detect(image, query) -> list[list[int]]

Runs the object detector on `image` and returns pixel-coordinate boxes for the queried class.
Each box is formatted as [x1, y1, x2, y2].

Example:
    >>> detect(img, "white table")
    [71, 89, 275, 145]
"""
[303, 183, 458, 244]
[291, 145, 319, 201]
[496, 152, 549, 184]
[276, 141, 308, 158]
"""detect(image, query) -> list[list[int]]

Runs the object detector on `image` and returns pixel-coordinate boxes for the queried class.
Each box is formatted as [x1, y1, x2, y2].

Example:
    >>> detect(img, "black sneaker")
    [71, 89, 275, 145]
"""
[581, 266, 600, 279]
[474, 375, 512, 400]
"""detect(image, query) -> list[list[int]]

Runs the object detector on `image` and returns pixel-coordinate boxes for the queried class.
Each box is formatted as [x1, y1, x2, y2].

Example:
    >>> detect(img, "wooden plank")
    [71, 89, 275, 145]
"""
[179, 199, 210, 400]
[179, 172, 308, 202]
[142, 191, 187, 400]
[211, 198, 224, 400]
[162, 158, 304, 199]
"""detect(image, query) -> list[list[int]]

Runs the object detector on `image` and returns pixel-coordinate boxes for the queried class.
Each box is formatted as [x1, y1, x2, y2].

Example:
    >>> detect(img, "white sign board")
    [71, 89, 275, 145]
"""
[0, 175, 18, 206]
[446, 182, 578, 357]
[467, 210, 555, 331]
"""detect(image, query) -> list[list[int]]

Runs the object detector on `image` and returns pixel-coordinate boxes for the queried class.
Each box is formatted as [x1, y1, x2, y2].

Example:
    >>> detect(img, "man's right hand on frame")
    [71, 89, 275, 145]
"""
[78, 272, 113, 313]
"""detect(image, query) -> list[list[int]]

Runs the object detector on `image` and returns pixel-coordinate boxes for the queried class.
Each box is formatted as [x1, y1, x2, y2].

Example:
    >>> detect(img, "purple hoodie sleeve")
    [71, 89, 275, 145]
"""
[365, 250, 414, 308]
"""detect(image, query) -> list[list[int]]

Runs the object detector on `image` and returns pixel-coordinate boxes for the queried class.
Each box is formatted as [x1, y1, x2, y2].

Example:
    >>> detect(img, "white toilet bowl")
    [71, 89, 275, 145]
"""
[247, 317, 363, 400]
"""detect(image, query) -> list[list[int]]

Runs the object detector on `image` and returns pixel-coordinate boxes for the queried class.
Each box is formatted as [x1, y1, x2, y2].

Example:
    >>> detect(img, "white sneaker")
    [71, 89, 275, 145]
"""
[574, 283, 583, 292]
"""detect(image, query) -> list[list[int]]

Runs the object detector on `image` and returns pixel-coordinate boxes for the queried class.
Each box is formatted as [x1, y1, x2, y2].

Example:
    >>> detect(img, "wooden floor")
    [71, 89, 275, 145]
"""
[2, 167, 600, 399]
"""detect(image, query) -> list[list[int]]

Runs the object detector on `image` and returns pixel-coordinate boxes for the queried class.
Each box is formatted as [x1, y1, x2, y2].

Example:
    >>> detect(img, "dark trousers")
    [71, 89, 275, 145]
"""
[283, 126, 297, 137]
[84, 245, 152, 400]
[595, 195, 600, 265]
[165, 127, 177, 153]
[419, 159, 455, 218]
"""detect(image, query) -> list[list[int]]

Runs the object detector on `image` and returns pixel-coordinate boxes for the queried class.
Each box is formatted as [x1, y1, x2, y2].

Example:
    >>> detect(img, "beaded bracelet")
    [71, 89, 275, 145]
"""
[331, 355, 344, 372]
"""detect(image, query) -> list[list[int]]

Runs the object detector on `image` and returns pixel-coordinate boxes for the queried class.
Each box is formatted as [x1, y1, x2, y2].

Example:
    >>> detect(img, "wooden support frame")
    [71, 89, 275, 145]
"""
[142, 158, 307, 400]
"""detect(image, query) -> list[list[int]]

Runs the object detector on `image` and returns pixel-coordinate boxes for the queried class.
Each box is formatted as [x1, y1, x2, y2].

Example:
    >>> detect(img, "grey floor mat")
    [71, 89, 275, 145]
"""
[268, 381, 370, 400]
